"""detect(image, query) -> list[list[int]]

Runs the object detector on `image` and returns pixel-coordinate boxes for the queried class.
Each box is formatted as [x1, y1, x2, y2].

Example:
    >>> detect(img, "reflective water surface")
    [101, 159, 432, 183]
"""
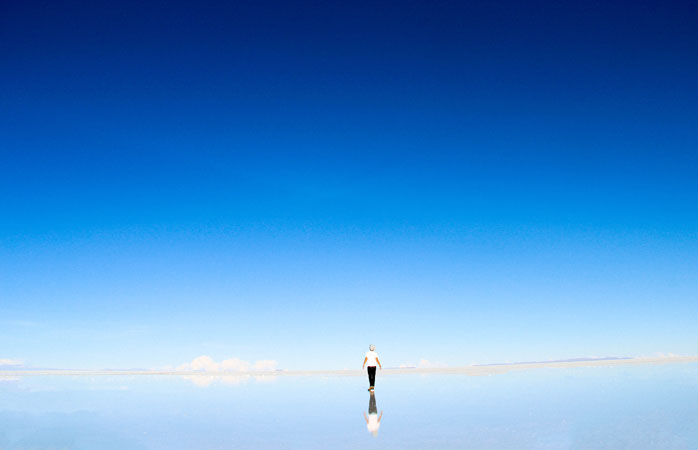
[2, 363, 698, 449]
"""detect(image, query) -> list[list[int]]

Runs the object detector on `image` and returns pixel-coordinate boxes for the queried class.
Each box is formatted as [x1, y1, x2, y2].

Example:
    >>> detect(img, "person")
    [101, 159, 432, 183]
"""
[363, 391, 383, 437]
[362, 344, 382, 391]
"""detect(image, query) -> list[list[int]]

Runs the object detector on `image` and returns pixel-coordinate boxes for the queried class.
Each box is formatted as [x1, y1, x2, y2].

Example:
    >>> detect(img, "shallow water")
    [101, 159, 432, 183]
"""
[1, 363, 698, 449]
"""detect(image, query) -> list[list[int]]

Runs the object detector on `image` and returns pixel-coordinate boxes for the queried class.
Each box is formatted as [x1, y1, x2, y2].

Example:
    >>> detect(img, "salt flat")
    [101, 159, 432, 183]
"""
[2, 360, 698, 449]
[3, 355, 697, 378]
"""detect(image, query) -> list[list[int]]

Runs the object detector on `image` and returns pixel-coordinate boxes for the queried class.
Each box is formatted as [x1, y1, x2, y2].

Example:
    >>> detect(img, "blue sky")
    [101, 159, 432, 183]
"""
[1, 0, 697, 370]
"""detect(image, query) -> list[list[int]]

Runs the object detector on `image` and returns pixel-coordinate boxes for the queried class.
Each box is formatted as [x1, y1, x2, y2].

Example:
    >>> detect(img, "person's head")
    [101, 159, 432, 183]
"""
[369, 344, 376, 351]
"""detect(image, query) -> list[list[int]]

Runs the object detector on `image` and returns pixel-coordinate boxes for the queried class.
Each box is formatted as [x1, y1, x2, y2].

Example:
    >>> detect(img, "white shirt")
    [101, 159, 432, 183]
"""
[367, 413, 380, 434]
[365, 351, 379, 367]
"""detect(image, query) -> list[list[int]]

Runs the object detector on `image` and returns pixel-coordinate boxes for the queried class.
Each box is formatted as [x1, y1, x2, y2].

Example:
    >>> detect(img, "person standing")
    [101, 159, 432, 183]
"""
[362, 344, 382, 391]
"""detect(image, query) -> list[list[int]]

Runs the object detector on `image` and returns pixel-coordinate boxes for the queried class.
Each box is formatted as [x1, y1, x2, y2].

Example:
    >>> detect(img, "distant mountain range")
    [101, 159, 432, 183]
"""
[474, 356, 632, 366]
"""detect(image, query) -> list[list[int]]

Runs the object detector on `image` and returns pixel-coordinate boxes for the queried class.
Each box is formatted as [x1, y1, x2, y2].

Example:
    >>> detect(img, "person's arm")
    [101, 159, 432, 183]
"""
[376, 357, 382, 370]
[378, 411, 383, 423]
[362, 356, 367, 369]
[363, 412, 369, 424]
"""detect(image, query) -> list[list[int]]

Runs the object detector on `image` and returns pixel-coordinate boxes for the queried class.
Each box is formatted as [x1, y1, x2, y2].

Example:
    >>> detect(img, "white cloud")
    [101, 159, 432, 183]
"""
[254, 375, 277, 383]
[418, 359, 448, 369]
[252, 360, 277, 371]
[0, 359, 23, 367]
[176, 356, 277, 373]
[178, 355, 219, 372]
[396, 360, 447, 369]
[221, 358, 251, 372]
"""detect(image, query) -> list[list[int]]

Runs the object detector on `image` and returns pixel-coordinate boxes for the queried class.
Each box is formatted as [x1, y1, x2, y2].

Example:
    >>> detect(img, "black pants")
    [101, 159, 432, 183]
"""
[368, 391, 377, 414]
[367, 366, 376, 387]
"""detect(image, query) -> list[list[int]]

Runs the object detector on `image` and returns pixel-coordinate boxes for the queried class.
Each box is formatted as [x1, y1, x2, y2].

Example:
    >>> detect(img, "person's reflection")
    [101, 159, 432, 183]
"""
[363, 391, 383, 437]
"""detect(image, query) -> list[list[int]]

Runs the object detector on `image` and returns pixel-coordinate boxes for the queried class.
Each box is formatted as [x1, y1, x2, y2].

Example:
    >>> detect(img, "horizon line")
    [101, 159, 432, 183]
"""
[3, 355, 697, 378]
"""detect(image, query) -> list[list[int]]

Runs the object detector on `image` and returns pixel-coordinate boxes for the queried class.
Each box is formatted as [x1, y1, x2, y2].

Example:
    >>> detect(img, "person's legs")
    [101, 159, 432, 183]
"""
[368, 366, 376, 388]
[368, 391, 377, 414]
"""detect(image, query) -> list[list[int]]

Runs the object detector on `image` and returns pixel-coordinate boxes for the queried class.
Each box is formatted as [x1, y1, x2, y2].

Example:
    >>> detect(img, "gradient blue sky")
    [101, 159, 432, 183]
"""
[2, 0, 697, 370]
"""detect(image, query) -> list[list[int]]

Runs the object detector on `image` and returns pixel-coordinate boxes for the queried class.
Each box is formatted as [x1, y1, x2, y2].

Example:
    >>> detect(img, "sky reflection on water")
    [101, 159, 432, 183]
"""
[1, 363, 698, 449]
